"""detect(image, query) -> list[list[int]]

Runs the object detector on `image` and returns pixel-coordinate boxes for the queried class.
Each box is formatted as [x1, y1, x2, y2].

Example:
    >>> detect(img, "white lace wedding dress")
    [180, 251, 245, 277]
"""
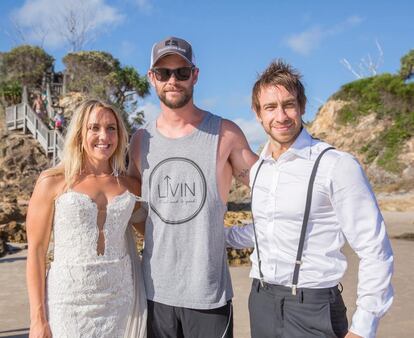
[46, 190, 147, 338]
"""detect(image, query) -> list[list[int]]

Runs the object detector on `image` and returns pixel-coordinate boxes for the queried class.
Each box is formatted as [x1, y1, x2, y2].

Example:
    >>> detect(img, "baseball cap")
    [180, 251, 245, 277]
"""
[150, 36, 196, 68]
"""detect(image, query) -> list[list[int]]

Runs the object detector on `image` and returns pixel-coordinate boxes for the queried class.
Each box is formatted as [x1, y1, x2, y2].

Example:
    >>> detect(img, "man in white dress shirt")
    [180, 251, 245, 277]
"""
[226, 60, 394, 338]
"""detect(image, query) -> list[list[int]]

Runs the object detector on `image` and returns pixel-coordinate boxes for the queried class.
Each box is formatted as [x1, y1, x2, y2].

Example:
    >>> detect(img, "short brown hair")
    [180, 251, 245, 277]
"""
[252, 59, 306, 115]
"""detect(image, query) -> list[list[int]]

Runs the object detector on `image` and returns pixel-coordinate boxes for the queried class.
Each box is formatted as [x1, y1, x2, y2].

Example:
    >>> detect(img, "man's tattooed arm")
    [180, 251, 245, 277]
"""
[237, 168, 250, 179]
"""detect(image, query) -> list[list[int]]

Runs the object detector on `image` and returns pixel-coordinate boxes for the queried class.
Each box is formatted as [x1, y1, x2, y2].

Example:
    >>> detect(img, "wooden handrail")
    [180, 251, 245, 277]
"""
[5, 101, 64, 166]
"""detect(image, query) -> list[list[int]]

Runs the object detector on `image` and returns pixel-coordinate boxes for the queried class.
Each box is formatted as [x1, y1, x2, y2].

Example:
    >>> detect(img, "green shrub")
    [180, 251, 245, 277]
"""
[399, 49, 414, 80]
[0, 81, 22, 106]
[1, 45, 54, 89]
[332, 73, 414, 173]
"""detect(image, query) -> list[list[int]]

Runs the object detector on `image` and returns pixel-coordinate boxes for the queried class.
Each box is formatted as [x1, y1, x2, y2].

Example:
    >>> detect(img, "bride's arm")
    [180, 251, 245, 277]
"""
[26, 172, 60, 338]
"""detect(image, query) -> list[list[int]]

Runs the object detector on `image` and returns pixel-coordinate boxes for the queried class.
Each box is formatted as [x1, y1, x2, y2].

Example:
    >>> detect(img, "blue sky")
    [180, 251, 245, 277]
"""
[0, 0, 412, 149]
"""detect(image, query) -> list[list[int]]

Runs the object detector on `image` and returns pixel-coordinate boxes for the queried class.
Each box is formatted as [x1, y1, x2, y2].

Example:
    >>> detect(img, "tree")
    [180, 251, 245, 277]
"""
[63, 51, 150, 128]
[6, 0, 121, 52]
[1, 45, 54, 89]
[54, 3, 95, 52]
[108, 66, 150, 108]
[399, 49, 414, 81]
[0, 81, 22, 106]
[340, 40, 384, 79]
[63, 51, 119, 98]
[5, 17, 49, 48]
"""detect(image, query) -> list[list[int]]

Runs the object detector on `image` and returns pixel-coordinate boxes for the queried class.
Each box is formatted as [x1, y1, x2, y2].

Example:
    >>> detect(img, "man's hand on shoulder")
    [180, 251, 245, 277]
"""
[220, 119, 258, 186]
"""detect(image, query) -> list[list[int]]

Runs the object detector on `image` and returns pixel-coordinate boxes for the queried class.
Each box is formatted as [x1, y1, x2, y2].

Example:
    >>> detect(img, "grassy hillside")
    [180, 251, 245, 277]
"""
[332, 74, 414, 173]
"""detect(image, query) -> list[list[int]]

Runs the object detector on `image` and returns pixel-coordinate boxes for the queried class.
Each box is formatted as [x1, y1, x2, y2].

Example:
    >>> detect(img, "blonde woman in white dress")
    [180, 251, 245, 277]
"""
[26, 99, 147, 338]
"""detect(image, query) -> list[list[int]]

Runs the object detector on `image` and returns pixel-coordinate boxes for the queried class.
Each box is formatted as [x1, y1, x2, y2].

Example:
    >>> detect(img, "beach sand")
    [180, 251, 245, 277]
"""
[0, 211, 413, 338]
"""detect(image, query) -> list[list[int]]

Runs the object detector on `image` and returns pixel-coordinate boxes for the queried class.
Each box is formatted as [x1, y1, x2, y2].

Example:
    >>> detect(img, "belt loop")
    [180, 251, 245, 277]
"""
[299, 289, 304, 303]
[338, 282, 344, 294]
[256, 279, 260, 292]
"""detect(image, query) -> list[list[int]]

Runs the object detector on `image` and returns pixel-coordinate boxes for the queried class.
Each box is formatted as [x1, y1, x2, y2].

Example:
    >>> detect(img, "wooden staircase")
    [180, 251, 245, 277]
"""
[5, 86, 65, 166]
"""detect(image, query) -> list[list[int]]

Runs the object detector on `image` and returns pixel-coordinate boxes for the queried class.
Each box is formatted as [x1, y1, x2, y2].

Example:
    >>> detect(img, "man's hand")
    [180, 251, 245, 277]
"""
[345, 331, 363, 338]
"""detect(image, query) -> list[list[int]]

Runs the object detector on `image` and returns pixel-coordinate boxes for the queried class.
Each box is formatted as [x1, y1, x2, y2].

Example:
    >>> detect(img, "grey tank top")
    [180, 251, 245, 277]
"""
[139, 112, 233, 309]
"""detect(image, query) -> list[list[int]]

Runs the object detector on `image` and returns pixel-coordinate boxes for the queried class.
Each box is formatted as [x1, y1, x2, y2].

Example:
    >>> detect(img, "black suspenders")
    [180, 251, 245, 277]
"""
[250, 159, 266, 287]
[250, 146, 335, 295]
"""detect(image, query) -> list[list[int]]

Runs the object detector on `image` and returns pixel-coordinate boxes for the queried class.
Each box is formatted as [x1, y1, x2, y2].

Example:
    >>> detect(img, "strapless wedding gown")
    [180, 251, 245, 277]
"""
[46, 190, 146, 338]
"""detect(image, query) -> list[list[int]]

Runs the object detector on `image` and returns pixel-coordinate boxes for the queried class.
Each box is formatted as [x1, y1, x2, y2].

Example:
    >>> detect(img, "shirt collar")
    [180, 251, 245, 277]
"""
[259, 128, 314, 161]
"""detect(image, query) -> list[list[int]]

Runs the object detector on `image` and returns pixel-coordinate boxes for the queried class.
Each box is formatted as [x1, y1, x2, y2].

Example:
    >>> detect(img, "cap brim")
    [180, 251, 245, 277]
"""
[151, 51, 194, 68]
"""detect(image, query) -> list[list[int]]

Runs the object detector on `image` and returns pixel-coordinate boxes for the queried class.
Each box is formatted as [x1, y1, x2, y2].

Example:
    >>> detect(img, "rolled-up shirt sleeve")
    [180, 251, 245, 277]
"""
[330, 154, 394, 338]
[225, 223, 255, 249]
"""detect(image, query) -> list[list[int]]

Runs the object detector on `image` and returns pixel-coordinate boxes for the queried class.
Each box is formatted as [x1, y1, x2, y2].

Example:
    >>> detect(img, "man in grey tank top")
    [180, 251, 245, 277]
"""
[128, 37, 258, 337]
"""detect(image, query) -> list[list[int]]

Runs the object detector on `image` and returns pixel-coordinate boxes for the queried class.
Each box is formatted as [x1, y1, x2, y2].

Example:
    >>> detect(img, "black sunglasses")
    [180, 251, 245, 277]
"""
[151, 67, 194, 81]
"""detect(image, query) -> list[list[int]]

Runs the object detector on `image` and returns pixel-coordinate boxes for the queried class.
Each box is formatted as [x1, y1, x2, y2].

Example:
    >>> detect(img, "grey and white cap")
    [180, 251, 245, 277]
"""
[150, 36, 195, 68]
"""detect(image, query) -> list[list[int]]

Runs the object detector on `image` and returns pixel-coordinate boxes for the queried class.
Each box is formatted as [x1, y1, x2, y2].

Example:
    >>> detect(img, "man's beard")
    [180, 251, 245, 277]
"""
[158, 86, 193, 109]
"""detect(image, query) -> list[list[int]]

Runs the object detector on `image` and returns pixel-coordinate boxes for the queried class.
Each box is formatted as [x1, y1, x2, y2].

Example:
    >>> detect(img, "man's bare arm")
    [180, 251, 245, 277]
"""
[127, 130, 143, 180]
[221, 119, 258, 186]
[127, 130, 146, 234]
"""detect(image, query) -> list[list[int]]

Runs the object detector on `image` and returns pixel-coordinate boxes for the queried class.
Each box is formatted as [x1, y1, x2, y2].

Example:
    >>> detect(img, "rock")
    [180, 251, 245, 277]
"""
[0, 201, 21, 224]
[228, 178, 251, 205]
[0, 128, 50, 243]
[58, 92, 87, 122]
[394, 233, 414, 241]
[308, 99, 414, 202]
[1, 222, 27, 243]
[0, 238, 6, 257]
[224, 211, 254, 266]
[402, 165, 414, 180]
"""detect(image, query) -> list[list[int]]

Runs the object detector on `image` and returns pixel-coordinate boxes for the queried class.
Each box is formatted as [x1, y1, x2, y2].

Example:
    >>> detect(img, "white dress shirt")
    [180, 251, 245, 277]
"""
[226, 128, 394, 338]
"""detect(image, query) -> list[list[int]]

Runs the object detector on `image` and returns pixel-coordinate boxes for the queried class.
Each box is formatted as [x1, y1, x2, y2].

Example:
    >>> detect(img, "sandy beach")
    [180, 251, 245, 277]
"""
[1, 211, 413, 338]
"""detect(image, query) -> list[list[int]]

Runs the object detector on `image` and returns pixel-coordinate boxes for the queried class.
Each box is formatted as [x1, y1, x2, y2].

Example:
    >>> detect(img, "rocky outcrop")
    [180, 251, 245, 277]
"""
[225, 211, 253, 265]
[228, 178, 251, 209]
[0, 233, 6, 257]
[0, 129, 50, 248]
[308, 99, 414, 193]
[58, 92, 87, 120]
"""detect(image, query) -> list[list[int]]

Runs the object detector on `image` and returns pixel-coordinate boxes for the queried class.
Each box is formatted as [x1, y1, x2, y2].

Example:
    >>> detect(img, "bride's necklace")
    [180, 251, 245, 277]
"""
[80, 171, 113, 178]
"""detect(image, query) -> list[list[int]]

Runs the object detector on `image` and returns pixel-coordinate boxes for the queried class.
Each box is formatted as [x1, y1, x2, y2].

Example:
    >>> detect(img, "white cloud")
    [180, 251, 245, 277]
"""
[233, 117, 267, 151]
[10, 0, 124, 49]
[227, 94, 251, 109]
[286, 26, 323, 56]
[134, 0, 153, 13]
[134, 101, 159, 125]
[200, 97, 219, 110]
[311, 96, 325, 105]
[345, 15, 363, 26]
[119, 40, 136, 58]
[286, 15, 363, 55]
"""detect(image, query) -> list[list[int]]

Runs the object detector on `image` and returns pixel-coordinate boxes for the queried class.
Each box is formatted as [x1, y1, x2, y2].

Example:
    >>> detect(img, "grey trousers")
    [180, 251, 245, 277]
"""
[147, 300, 233, 338]
[249, 279, 348, 338]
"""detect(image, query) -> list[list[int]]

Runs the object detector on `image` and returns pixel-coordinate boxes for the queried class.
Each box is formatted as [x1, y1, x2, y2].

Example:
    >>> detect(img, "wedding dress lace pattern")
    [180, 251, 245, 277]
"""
[46, 190, 145, 338]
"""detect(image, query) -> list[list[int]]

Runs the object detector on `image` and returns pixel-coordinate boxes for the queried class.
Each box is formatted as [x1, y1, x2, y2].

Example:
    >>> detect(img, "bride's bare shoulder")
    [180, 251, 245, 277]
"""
[34, 168, 66, 199]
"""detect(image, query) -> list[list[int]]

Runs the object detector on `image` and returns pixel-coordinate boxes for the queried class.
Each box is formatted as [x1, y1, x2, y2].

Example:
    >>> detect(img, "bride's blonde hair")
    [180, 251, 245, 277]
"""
[52, 99, 129, 188]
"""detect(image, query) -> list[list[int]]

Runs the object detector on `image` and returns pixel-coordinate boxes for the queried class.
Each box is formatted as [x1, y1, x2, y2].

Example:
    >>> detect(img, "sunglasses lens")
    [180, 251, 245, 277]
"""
[152, 67, 193, 81]
[154, 68, 171, 81]
[175, 67, 192, 81]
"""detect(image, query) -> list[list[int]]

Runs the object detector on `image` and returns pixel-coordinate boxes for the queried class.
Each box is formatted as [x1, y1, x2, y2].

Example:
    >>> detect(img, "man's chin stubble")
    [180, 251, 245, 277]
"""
[159, 92, 192, 109]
